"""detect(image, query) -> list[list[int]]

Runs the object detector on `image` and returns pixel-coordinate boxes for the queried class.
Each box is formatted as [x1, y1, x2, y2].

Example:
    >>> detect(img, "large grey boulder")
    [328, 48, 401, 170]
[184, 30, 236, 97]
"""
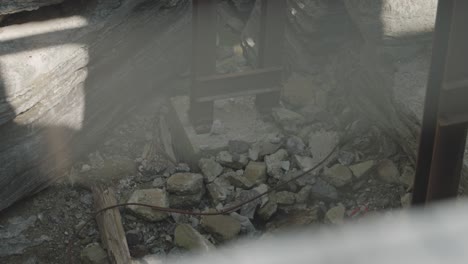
[0, 0, 190, 211]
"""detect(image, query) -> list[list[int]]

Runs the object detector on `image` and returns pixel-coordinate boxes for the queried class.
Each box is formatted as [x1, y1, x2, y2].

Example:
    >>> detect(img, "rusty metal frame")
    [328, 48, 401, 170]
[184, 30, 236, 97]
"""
[412, 0, 468, 205]
[190, 0, 286, 133]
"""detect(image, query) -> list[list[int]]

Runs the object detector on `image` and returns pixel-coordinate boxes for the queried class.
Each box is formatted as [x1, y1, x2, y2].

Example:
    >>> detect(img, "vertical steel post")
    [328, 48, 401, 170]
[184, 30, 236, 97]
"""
[411, 0, 455, 205]
[255, 0, 286, 111]
[425, 123, 468, 201]
[190, 0, 217, 133]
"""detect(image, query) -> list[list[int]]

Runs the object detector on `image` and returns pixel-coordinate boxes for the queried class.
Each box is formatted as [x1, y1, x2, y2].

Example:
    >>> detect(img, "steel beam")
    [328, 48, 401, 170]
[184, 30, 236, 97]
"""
[193, 67, 282, 102]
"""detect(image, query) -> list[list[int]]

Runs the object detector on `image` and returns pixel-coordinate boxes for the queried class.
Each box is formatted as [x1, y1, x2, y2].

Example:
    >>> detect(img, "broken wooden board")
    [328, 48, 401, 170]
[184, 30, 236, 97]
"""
[92, 184, 132, 264]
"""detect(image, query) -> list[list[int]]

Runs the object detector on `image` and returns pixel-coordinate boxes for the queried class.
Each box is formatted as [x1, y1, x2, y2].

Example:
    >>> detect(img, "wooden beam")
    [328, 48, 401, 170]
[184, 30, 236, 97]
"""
[91, 185, 132, 264]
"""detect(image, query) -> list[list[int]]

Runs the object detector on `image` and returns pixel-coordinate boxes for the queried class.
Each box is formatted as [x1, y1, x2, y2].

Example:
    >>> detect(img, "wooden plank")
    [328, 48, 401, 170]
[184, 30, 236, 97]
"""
[91, 185, 132, 264]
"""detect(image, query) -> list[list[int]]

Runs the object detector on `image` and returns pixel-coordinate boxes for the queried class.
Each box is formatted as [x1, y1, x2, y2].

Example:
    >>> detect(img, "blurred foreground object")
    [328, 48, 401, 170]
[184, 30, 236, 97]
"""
[159, 198, 468, 264]
[413, 0, 468, 205]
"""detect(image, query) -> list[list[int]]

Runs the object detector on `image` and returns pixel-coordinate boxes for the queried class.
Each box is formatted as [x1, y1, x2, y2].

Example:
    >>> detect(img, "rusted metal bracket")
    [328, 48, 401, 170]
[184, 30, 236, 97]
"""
[190, 0, 286, 133]
[412, 0, 468, 205]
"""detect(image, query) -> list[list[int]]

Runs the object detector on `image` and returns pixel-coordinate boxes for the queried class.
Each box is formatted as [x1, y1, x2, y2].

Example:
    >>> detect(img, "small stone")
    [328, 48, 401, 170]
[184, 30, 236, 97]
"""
[294, 169, 317, 187]
[199, 158, 223, 183]
[224, 171, 254, 189]
[323, 164, 353, 187]
[310, 178, 339, 201]
[275, 191, 296, 205]
[206, 177, 233, 204]
[293, 155, 315, 171]
[81, 243, 107, 264]
[152, 177, 165, 188]
[399, 166, 415, 188]
[254, 184, 269, 207]
[248, 148, 259, 161]
[286, 136, 306, 155]
[295, 185, 312, 204]
[265, 149, 289, 179]
[349, 160, 375, 179]
[201, 214, 241, 241]
[266, 207, 319, 231]
[281, 161, 290, 171]
[401, 193, 412, 208]
[216, 151, 248, 170]
[325, 205, 346, 224]
[244, 162, 267, 184]
[337, 150, 355, 166]
[230, 212, 257, 235]
[228, 140, 250, 154]
[127, 189, 169, 222]
[174, 224, 214, 251]
[257, 199, 278, 221]
[234, 189, 262, 219]
[308, 130, 339, 168]
[272, 107, 305, 133]
[252, 138, 282, 159]
[167, 173, 204, 195]
[377, 159, 400, 184]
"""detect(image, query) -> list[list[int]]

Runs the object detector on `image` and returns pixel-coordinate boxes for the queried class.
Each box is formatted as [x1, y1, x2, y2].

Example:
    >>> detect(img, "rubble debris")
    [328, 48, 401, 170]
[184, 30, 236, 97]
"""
[201, 214, 241, 241]
[377, 159, 400, 184]
[275, 191, 296, 205]
[206, 177, 234, 204]
[198, 158, 224, 183]
[293, 155, 315, 171]
[349, 160, 375, 179]
[309, 178, 339, 201]
[265, 149, 289, 179]
[228, 140, 250, 154]
[127, 189, 169, 222]
[167, 173, 204, 195]
[80, 243, 108, 264]
[325, 204, 346, 224]
[174, 224, 214, 251]
[295, 185, 313, 204]
[257, 198, 278, 221]
[244, 161, 267, 184]
[224, 171, 255, 189]
[400, 166, 415, 189]
[286, 136, 307, 155]
[216, 151, 248, 170]
[401, 193, 412, 208]
[323, 164, 353, 188]
[272, 107, 305, 133]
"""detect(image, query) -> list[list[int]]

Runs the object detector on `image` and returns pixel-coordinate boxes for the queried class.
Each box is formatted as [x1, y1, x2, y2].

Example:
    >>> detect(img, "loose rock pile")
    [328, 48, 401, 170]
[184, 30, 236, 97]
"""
[105, 102, 413, 262]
